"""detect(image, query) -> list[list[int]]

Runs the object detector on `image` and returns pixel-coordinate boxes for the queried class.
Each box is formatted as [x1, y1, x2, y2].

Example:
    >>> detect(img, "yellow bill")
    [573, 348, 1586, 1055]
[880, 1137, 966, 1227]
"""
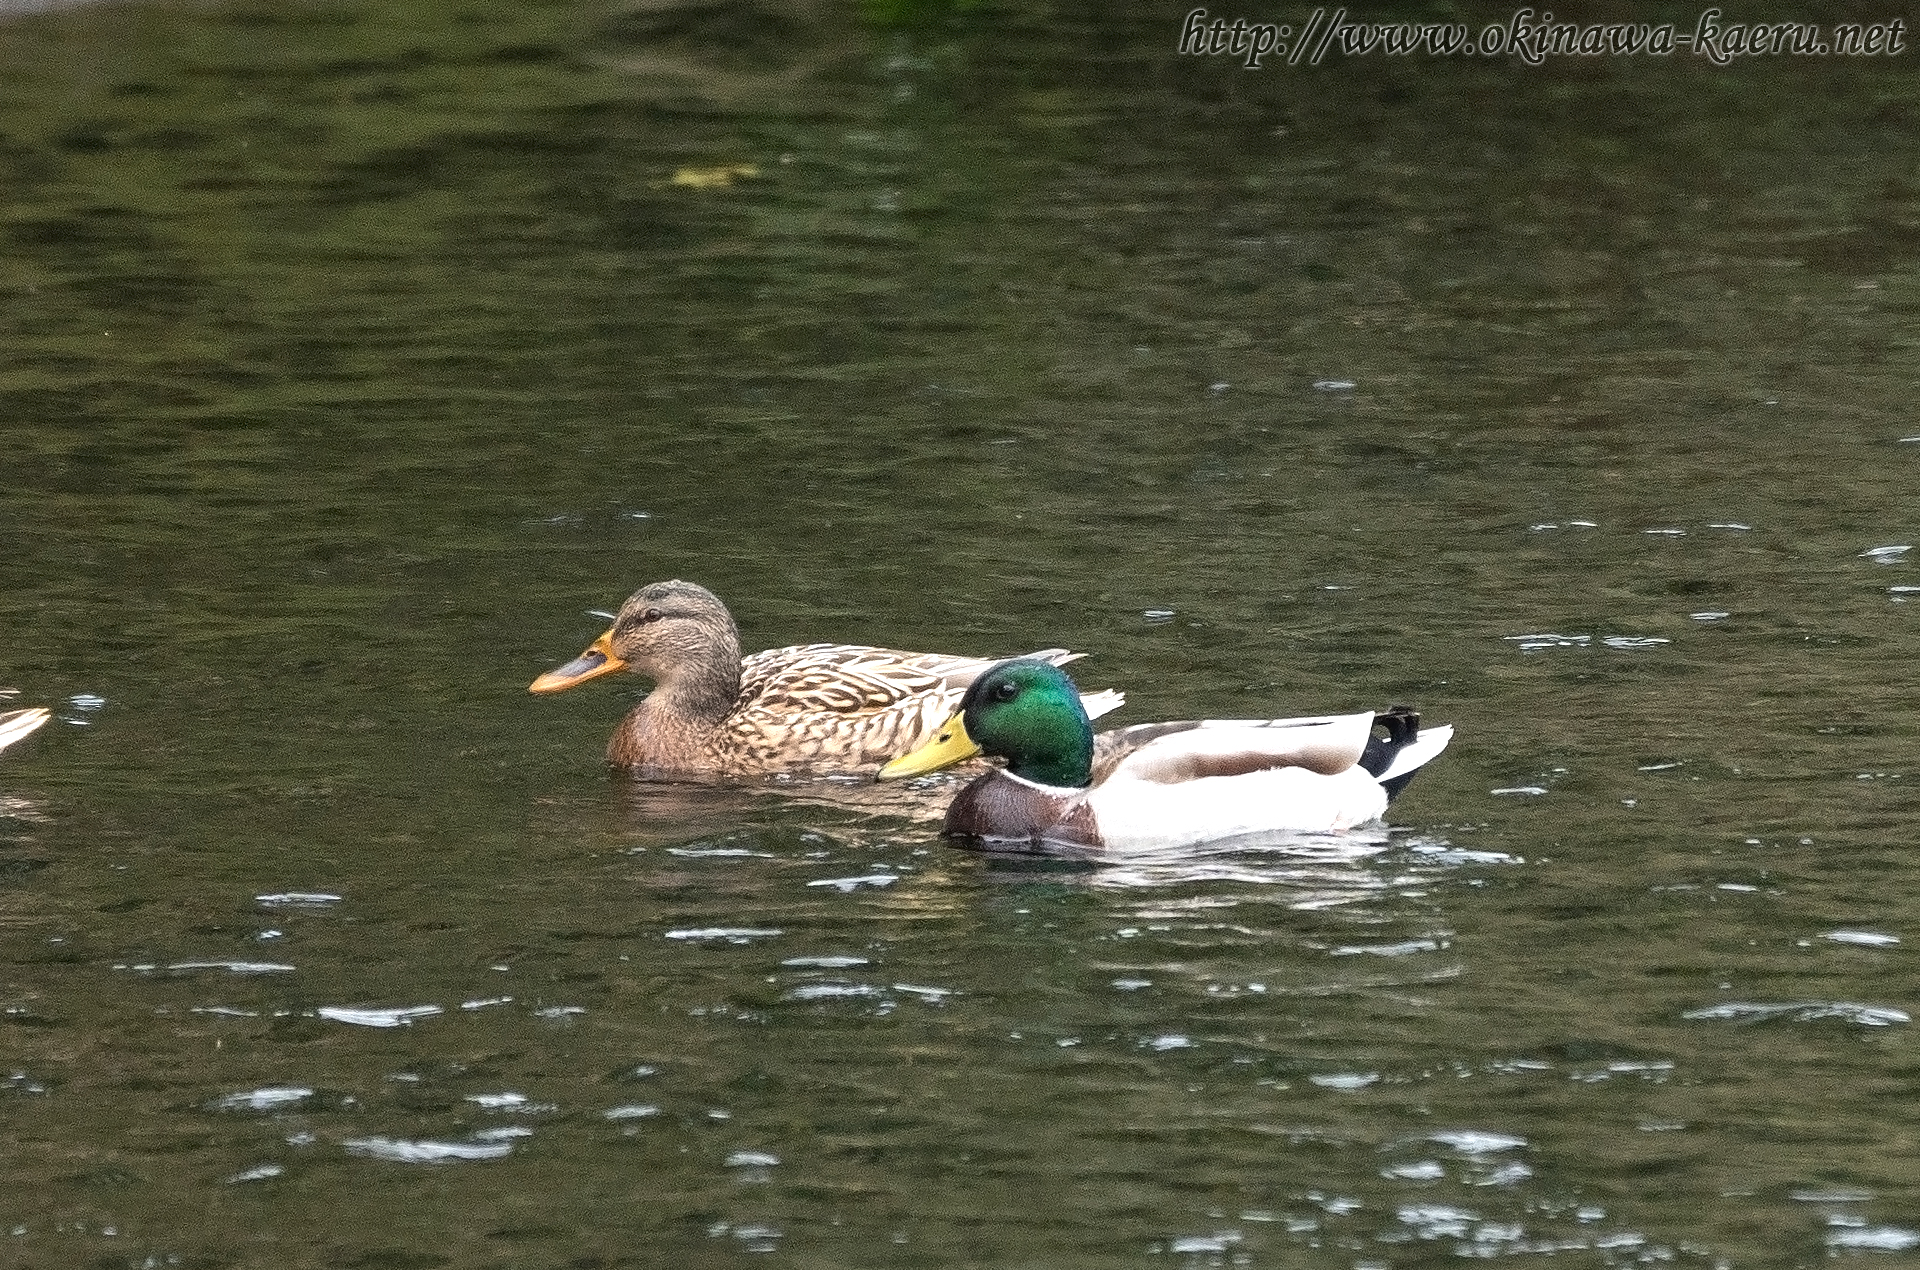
[877, 712, 982, 780]
[529, 630, 627, 694]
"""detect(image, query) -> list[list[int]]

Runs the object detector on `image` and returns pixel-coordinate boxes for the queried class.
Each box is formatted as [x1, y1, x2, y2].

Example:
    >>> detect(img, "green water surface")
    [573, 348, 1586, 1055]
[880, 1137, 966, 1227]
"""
[4, 1, 1920, 1265]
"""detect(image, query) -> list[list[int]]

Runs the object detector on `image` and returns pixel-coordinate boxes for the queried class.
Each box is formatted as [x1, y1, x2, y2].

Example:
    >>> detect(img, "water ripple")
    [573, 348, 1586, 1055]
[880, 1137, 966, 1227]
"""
[317, 1005, 443, 1028]
[708, 1222, 781, 1252]
[1505, 632, 1590, 652]
[225, 1163, 285, 1184]
[464, 1093, 539, 1110]
[783, 982, 880, 1001]
[1828, 1227, 1920, 1251]
[604, 1104, 660, 1120]
[1824, 930, 1899, 947]
[1330, 937, 1445, 957]
[1309, 1072, 1377, 1090]
[1429, 1129, 1528, 1154]
[1167, 1231, 1241, 1253]
[665, 928, 783, 943]
[1683, 1001, 1909, 1026]
[805, 874, 899, 891]
[342, 1136, 514, 1164]
[136, 961, 296, 975]
[210, 1087, 313, 1112]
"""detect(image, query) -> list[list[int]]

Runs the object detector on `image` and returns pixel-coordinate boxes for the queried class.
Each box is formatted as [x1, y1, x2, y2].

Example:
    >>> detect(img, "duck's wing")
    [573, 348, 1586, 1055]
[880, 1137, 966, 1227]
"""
[0, 706, 52, 755]
[738, 645, 957, 715]
[738, 646, 1124, 722]
[725, 648, 954, 769]
[1093, 712, 1379, 786]
[1069, 710, 1455, 849]
[730, 645, 1120, 768]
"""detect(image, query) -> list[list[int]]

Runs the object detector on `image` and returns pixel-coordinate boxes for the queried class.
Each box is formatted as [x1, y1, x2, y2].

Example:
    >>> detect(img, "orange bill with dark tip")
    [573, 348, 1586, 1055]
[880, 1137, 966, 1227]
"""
[529, 630, 627, 693]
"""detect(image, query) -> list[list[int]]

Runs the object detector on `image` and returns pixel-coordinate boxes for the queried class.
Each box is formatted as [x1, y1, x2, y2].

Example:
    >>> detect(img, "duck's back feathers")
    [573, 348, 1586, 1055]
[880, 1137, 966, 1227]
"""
[721, 643, 996, 772]
[1094, 712, 1378, 785]
[712, 645, 1122, 776]
[737, 645, 1084, 714]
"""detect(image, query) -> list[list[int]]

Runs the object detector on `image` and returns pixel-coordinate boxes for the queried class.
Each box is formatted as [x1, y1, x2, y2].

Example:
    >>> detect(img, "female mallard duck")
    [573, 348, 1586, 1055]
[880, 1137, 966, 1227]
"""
[530, 581, 1123, 778]
[877, 659, 1452, 850]
[0, 707, 51, 755]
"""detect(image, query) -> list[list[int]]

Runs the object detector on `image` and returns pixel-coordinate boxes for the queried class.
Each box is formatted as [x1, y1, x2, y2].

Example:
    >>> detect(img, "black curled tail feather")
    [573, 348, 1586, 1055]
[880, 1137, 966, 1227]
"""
[1360, 705, 1424, 801]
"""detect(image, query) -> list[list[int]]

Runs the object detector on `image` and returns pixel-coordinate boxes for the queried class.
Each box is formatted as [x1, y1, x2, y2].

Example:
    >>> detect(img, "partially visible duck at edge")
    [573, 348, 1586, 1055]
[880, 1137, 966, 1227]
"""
[530, 580, 1124, 779]
[877, 658, 1453, 851]
[0, 706, 51, 756]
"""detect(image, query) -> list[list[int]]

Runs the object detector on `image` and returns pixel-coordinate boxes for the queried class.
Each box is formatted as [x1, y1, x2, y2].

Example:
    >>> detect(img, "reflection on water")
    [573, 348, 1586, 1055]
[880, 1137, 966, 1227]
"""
[620, 766, 970, 829]
[3, 0, 1920, 1263]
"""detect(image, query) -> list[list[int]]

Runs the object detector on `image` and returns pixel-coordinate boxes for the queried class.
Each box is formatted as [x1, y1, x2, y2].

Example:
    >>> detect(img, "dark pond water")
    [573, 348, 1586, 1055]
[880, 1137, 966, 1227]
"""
[5, 0, 1920, 1265]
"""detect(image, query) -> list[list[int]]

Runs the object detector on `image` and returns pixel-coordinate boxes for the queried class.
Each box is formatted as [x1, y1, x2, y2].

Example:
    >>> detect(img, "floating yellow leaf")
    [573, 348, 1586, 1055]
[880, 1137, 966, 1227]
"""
[667, 164, 761, 190]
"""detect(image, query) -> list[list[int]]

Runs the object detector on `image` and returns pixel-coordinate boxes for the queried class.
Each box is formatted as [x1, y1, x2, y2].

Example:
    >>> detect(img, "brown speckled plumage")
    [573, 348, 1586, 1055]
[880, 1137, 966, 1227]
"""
[533, 581, 1117, 779]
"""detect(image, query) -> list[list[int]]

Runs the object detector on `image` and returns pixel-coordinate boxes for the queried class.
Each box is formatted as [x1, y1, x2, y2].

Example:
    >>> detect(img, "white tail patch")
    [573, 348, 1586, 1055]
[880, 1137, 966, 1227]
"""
[1378, 723, 1453, 786]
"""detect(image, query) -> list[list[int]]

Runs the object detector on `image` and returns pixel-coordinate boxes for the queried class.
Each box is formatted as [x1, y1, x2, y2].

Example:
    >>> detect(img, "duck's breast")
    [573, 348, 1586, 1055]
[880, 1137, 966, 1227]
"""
[944, 773, 1100, 847]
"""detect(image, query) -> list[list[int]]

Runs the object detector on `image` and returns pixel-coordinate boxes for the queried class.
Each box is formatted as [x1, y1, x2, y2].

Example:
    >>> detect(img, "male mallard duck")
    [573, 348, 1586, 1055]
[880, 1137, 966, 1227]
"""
[877, 659, 1452, 850]
[0, 707, 51, 755]
[529, 581, 1123, 778]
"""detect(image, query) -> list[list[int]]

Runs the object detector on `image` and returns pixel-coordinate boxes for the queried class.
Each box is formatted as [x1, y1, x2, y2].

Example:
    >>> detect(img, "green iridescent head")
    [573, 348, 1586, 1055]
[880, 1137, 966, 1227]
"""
[956, 659, 1095, 788]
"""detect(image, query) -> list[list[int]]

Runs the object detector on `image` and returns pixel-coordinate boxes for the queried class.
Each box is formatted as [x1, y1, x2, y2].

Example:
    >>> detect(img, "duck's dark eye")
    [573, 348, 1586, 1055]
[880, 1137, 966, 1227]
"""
[990, 680, 1018, 704]
[620, 607, 667, 635]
